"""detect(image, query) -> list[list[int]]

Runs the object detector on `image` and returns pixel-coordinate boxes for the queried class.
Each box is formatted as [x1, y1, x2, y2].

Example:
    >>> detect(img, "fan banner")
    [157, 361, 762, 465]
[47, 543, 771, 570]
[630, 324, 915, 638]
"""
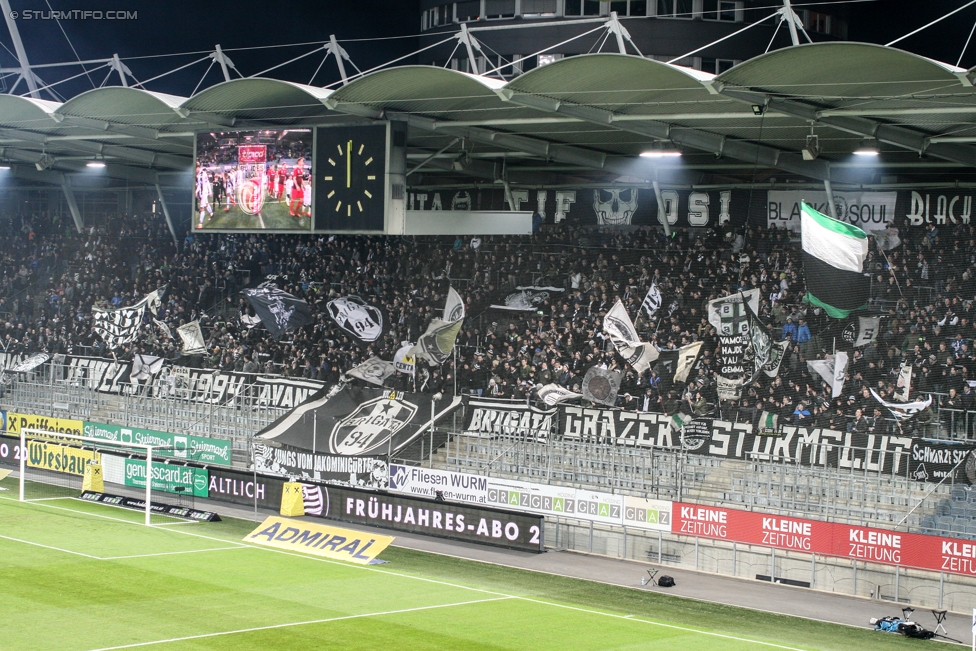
[908, 439, 976, 483]
[603, 299, 658, 373]
[251, 439, 389, 487]
[256, 384, 462, 457]
[243, 287, 312, 340]
[767, 190, 896, 232]
[464, 398, 556, 440]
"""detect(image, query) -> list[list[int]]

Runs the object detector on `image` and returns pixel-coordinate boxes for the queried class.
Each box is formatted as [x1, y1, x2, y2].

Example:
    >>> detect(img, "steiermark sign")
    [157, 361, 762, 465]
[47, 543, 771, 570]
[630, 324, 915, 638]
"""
[84, 421, 232, 466]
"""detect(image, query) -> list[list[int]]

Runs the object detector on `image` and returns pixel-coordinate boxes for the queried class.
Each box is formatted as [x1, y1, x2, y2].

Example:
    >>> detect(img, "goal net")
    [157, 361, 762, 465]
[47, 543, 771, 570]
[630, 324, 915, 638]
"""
[18, 427, 171, 525]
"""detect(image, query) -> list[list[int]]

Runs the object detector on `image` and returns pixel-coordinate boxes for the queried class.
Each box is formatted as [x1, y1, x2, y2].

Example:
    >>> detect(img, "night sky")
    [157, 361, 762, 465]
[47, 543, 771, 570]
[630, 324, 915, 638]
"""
[2, 0, 976, 101]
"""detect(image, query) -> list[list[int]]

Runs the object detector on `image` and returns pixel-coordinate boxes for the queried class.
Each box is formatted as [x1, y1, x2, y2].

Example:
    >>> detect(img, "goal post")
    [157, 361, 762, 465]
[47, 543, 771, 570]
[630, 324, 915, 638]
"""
[19, 427, 156, 526]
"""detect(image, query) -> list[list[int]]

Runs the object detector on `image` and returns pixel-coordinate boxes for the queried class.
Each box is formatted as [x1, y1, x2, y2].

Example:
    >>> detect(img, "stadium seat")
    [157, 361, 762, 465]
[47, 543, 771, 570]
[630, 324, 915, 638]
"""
[937, 499, 952, 516]
[953, 517, 969, 533]
[919, 515, 937, 534]
[936, 516, 955, 534]
[950, 503, 969, 518]
[968, 487, 976, 503]
[952, 486, 968, 502]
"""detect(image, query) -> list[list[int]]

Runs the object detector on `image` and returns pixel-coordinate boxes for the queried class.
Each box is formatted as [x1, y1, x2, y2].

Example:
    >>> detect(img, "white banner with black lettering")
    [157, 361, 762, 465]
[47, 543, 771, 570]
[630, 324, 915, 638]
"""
[767, 191, 896, 232]
[464, 398, 556, 441]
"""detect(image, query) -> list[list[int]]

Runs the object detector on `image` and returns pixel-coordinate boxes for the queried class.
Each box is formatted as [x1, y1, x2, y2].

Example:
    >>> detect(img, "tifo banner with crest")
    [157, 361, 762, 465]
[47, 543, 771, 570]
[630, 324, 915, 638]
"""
[242, 287, 312, 340]
[256, 384, 462, 457]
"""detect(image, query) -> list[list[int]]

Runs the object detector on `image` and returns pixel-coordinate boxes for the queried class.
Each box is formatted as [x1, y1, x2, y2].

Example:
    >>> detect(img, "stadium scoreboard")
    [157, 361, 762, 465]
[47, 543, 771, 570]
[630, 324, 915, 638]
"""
[192, 122, 406, 234]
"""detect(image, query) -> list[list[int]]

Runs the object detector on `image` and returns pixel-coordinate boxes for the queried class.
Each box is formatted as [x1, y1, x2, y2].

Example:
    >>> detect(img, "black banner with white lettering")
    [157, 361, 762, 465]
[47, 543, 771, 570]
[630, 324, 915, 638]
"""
[558, 407, 915, 476]
[908, 439, 976, 484]
[464, 398, 556, 441]
[250, 440, 389, 488]
[320, 483, 544, 552]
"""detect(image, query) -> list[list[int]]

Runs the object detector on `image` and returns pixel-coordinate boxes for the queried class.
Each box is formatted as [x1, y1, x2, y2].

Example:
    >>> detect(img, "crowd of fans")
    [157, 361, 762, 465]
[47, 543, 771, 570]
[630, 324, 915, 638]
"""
[0, 209, 973, 436]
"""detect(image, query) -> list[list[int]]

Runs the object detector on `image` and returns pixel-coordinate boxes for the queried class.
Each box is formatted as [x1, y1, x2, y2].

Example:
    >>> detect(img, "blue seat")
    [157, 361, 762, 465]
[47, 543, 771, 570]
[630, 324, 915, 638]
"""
[951, 503, 969, 518]
[953, 517, 969, 534]
[920, 514, 937, 534]
[937, 499, 952, 516]
[952, 486, 968, 502]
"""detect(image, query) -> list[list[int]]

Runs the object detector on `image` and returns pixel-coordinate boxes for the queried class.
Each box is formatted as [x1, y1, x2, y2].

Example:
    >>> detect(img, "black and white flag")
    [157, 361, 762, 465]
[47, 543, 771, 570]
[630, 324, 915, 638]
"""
[654, 342, 702, 384]
[176, 321, 207, 355]
[243, 287, 313, 340]
[344, 357, 396, 386]
[0, 352, 49, 385]
[411, 287, 465, 366]
[716, 375, 743, 401]
[603, 299, 658, 373]
[707, 288, 761, 335]
[257, 384, 461, 457]
[581, 366, 622, 407]
[763, 340, 790, 378]
[240, 310, 262, 330]
[91, 288, 163, 349]
[130, 354, 164, 382]
[871, 388, 931, 422]
[641, 284, 662, 317]
[490, 286, 564, 311]
[536, 383, 583, 406]
[854, 316, 881, 347]
[894, 363, 912, 402]
[744, 300, 772, 382]
[326, 296, 384, 343]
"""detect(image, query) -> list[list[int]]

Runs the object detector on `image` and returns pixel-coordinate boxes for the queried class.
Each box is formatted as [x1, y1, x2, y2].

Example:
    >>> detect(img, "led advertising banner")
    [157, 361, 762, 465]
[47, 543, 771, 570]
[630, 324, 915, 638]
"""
[193, 129, 313, 232]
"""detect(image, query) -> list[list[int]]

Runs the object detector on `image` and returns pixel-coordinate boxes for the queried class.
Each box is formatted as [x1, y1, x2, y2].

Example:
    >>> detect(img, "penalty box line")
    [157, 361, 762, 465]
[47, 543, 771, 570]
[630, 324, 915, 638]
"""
[84, 597, 514, 651]
[0, 533, 246, 562]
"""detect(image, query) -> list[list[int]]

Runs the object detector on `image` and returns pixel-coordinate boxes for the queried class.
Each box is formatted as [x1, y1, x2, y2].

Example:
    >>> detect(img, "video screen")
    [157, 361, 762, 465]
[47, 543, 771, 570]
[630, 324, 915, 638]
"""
[193, 129, 314, 231]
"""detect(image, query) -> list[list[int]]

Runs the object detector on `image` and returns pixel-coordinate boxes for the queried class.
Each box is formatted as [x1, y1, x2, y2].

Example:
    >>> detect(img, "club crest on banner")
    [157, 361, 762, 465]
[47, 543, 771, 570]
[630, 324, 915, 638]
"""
[329, 393, 419, 456]
[327, 296, 384, 342]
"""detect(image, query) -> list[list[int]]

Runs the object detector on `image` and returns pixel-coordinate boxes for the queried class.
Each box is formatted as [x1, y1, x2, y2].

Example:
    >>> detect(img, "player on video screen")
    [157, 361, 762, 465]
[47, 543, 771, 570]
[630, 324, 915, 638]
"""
[289, 157, 306, 218]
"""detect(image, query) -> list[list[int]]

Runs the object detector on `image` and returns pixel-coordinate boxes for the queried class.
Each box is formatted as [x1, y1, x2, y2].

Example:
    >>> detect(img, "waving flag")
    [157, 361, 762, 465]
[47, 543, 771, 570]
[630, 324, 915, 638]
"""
[800, 202, 870, 318]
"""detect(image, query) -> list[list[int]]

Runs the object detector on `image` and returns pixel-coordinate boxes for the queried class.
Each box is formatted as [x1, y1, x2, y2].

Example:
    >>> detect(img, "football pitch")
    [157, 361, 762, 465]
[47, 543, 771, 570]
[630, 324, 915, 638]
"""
[196, 197, 310, 230]
[0, 478, 933, 650]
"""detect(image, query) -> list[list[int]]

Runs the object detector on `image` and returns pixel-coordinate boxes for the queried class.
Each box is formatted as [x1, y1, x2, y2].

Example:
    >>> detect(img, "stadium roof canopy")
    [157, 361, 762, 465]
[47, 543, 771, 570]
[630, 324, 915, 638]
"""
[2, 42, 976, 189]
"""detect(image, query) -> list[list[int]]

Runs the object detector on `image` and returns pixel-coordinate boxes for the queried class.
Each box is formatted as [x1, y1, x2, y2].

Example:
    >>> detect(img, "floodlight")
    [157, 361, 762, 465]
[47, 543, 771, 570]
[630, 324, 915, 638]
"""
[854, 138, 879, 156]
[86, 161, 106, 168]
[802, 134, 820, 161]
[35, 154, 55, 171]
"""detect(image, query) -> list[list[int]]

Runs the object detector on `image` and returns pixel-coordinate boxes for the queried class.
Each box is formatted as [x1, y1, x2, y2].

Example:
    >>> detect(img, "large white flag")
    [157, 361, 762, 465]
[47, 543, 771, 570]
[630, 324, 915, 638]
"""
[603, 299, 659, 373]
[536, 384, 583, 406]
[345, 357, 396, 386]
[871, 388, 931, 422]
[807, 351, 848, 398]
[176, 321, 207, 355]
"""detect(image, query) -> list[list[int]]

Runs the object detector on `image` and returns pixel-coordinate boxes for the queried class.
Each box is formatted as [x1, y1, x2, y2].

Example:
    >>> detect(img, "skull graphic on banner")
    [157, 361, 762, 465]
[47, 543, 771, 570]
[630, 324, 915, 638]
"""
[593, 188, 638, 226]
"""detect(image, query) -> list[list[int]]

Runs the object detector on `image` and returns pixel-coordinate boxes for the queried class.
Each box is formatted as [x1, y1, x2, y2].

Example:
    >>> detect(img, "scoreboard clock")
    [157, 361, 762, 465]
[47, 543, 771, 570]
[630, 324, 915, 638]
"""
[314, 124, 391, 231]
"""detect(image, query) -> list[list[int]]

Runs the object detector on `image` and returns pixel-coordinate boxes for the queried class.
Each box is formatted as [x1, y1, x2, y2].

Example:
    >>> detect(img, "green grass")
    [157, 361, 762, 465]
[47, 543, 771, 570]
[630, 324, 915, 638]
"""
[0, 476, 939, 651]
[196, 196, 310, 230]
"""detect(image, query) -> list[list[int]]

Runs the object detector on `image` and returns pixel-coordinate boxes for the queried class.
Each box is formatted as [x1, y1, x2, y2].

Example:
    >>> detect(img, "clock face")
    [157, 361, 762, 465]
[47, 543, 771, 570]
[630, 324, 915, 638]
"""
[315, 125, 387, 231]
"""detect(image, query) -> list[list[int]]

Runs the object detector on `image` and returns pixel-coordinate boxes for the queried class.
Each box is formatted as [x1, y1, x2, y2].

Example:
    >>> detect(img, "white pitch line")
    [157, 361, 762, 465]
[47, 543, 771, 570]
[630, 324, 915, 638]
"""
[0, 534, 101, 559]
[9, 497, 825, 651]
[84, 596, 513, 651]
[101, 546, 246, 560]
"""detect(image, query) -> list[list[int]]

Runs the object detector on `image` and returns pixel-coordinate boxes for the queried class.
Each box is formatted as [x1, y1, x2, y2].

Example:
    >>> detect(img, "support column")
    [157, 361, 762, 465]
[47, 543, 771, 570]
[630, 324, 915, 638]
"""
[0, 0, 39, 98]
[59, 174, 84, 234]
[155, 182, 179, 248]
[327, 35, 348, 84]
[823, 179, 838, 219]
[213, 44, 233, 82]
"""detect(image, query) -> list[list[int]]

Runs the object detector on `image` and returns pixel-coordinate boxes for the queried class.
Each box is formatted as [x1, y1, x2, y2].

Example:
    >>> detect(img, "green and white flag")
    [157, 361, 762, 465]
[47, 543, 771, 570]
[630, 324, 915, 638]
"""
[758, 410, 779, 433]
[800, 202, 870, 318]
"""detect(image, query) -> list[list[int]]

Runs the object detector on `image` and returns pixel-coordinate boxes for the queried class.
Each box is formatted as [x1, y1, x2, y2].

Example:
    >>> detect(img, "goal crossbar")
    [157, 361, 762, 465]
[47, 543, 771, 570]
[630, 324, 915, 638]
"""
[20, 427, 156, 525]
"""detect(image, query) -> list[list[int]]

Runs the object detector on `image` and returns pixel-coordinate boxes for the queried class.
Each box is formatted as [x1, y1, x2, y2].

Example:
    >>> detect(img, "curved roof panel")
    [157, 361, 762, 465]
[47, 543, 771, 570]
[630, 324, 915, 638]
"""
[0, 95, 62, 130]
[56, 87, 188, 128]
[504, 53, 722, 116]
[181, 78, 333, 123]
[717, 42, 970, 101]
